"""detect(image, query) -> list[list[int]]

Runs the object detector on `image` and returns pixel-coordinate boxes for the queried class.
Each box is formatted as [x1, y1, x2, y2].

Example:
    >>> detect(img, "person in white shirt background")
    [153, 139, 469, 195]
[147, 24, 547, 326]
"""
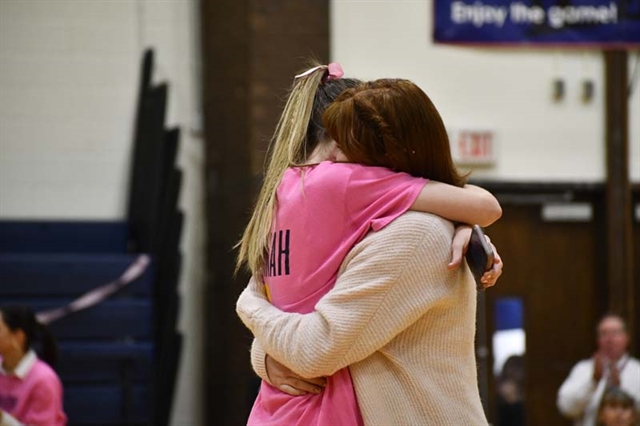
[557, 314, 640, 426]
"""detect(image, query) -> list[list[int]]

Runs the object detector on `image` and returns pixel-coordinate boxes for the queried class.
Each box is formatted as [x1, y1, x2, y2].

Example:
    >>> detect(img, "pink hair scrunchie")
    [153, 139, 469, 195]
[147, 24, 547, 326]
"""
[323, 62, 344, 82]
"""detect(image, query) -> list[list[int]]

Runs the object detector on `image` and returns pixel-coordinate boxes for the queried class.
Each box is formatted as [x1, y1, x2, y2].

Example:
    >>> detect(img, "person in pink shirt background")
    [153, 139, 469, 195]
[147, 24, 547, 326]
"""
[235, 63, 503, 425]
[0, 305, 67, 426]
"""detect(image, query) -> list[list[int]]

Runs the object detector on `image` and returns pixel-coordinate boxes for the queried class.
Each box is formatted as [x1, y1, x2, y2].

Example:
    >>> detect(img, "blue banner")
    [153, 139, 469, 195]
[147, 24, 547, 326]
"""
[433, 1, 640, 47]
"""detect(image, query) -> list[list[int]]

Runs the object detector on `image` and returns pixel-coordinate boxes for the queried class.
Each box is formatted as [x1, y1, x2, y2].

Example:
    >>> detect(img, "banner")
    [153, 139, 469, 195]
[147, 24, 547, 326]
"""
[433, 1, 640, 47]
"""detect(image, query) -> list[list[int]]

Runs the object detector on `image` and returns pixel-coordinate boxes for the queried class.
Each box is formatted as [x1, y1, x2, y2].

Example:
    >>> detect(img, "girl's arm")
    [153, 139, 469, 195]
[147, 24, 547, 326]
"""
[410, 181, 502, 227]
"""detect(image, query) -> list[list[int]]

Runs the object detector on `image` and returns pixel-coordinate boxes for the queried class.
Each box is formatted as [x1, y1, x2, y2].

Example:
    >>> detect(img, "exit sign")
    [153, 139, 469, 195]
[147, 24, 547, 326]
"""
[449, 129, 496, 166]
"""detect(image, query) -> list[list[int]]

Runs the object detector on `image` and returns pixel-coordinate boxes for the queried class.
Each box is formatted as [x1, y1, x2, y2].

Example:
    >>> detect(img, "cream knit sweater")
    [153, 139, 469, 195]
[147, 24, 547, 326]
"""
[237, 212, 488, 426]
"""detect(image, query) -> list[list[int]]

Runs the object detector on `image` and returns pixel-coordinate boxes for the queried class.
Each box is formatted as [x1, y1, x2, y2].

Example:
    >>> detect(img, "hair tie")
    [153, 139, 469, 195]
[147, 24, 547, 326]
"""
[294, 65, 326, 79]
[293, 62, 344, 82]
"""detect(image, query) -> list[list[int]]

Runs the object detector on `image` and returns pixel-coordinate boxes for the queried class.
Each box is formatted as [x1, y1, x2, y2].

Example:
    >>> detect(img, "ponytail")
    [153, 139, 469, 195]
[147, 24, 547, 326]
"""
[235, 62, 329, 279]
[36, 321, 59, 369]
[235, 62, 361, 280]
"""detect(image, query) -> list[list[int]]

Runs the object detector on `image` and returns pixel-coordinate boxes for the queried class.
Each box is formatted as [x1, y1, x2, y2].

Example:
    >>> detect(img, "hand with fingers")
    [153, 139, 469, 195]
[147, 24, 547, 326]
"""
[447, 225, 503, 289]
[266, 354, 327, 396]
[593, 352, 607, 382]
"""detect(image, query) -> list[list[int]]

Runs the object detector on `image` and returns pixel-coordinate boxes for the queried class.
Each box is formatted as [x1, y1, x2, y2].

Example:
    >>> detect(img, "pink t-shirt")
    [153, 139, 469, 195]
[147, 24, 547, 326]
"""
[0, 352, 67, 426]
[248, 162, 426, 426]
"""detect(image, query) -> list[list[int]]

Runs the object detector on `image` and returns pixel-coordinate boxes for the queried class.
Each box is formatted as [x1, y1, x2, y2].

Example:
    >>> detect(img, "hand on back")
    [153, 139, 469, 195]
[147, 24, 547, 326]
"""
[266, 355, 326, 396]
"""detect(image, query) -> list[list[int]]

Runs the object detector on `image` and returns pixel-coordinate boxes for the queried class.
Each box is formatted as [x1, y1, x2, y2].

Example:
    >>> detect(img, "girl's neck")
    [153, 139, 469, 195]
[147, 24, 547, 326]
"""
[307, 148, 334, 164]
[307, 140, 346, 164]
[2, 349, 26, 372]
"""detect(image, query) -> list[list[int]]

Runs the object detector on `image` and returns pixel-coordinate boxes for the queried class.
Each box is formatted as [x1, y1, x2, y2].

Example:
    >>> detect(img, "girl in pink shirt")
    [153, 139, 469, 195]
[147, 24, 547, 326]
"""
[236, 64, 502, 426]
[0, 305, 67, 426]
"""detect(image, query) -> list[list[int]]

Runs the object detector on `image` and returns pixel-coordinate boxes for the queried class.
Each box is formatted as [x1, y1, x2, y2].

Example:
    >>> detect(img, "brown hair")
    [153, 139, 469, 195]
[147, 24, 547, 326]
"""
[235, 62, 361, 279]
[323, 78, 467, 186]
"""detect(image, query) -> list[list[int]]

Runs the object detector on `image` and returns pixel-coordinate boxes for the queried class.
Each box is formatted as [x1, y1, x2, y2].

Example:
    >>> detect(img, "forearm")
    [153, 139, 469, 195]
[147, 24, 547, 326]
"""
[238, 286, 352, 378]
[457, 184, 502, 226]
[250, 338, 271, 384]
[557, 367, 599, 418]
[410, 181, 501, 227]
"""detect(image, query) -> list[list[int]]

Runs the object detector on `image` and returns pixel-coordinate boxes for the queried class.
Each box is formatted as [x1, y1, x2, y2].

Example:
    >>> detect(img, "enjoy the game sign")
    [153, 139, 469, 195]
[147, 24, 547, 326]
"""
[434, 1, 640, 47]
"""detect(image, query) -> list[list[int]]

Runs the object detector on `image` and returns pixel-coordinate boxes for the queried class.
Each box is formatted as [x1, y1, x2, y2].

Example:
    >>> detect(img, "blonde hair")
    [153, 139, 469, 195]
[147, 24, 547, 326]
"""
[235, 63, 330, 280]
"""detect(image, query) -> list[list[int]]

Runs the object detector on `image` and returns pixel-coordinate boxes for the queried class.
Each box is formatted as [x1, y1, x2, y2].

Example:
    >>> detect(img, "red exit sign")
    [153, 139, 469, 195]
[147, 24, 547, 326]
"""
[449, 129, 496, 166]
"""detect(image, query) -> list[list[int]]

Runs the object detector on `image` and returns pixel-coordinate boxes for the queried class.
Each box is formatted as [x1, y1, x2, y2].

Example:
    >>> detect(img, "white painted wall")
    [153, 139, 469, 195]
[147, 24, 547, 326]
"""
[331, 0, 640, 182]
[0, 1, 204, 425]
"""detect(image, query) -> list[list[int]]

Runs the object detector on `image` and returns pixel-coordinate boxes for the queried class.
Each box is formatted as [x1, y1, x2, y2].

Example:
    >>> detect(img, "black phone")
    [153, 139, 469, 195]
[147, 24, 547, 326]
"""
[465, 225, 495, 290]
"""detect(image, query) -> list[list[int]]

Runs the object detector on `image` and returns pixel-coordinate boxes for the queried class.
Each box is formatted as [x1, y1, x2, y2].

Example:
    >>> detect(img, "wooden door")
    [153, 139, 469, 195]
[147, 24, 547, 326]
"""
[477, 184, 606, 426]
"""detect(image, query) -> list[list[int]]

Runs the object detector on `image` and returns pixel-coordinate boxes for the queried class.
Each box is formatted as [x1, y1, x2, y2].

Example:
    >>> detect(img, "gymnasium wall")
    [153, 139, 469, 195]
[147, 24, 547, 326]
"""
[0, 1, 205, 425]
[330, 0, 639, 183]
